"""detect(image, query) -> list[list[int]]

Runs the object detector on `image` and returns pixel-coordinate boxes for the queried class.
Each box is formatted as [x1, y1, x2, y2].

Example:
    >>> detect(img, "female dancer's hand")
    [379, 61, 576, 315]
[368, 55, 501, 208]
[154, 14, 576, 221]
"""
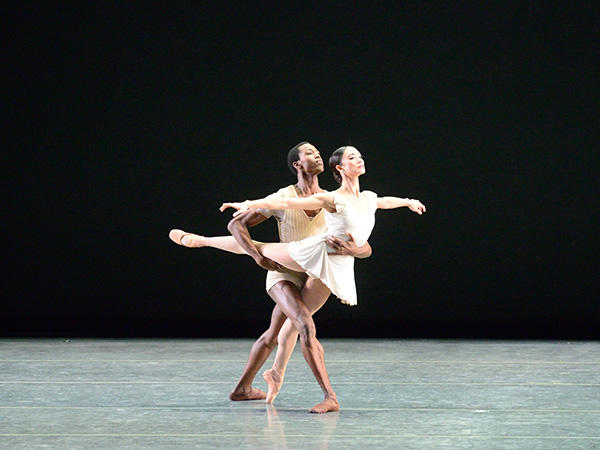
[220, 201, 251, 217]
[407, 199, 426, 215]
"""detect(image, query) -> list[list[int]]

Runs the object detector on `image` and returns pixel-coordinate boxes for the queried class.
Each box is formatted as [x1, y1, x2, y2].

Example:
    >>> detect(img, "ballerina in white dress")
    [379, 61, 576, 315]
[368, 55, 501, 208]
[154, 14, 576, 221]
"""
[170, 146, 426, 306]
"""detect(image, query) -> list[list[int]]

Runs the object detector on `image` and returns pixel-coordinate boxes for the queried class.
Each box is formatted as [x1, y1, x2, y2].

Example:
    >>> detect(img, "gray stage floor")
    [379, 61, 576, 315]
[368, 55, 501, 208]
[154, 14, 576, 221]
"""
[1, 339, 599, 449]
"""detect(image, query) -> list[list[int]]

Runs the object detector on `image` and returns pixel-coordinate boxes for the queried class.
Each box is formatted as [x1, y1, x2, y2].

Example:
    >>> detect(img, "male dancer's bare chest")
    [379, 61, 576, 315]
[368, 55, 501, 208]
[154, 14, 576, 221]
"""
[292, 185, 323, 219]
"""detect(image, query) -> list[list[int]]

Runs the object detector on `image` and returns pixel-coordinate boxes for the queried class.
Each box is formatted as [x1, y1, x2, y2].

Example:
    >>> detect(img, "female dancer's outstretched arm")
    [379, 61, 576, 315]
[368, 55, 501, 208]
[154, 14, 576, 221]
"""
[377, 196, 426, 214]
[220, 192, 336, 217]
[221, 192, 425, 216]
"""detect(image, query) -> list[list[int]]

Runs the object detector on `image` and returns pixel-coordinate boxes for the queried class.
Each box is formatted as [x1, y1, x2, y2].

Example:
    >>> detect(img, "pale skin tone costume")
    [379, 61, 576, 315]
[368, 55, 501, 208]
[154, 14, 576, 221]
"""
[170, 145, 426, 413]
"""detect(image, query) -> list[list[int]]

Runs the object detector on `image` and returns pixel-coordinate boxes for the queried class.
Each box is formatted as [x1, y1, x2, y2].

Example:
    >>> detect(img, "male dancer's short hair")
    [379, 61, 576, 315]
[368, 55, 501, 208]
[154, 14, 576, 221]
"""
[287, 141, 309, 175]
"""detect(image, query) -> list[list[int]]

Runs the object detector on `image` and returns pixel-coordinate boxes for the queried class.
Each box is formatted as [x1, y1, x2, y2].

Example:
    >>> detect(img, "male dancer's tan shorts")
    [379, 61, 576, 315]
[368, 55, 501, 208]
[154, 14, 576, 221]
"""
[266, 268, 308, 293]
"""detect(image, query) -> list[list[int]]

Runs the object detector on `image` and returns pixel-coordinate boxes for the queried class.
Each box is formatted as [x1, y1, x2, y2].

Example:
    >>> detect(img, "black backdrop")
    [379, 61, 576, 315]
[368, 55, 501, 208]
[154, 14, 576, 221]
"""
[6, 3, 598, 338]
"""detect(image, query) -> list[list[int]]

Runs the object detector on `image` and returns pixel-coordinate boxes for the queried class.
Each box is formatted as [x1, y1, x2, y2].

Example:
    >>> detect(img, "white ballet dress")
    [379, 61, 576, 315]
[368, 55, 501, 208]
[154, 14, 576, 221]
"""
[288, 190, 377, 306]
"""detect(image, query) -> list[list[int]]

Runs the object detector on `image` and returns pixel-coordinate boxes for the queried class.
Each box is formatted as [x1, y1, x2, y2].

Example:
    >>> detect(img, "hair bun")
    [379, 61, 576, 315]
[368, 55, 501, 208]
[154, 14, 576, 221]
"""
[328, 146, 347, 185]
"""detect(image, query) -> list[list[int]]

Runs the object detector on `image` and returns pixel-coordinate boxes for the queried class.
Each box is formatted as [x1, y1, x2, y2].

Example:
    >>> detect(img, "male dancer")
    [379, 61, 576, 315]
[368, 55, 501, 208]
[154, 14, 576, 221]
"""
[226, 142, 372, 413]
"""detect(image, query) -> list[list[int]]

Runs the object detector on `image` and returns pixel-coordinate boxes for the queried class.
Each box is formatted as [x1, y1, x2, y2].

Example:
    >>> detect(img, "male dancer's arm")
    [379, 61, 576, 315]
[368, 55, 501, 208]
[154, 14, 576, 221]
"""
[227, 210, 284, 272]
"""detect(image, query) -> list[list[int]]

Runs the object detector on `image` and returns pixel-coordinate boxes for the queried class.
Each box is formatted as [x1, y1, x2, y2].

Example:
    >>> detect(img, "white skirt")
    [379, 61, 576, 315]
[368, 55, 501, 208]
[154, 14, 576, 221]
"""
[288, 234, 357, 306]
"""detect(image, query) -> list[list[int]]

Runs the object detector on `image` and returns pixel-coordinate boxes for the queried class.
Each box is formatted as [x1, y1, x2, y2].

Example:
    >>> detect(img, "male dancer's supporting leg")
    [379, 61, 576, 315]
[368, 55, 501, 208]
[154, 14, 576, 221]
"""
[265, 278, 338, 413]
[231, 280, 330, 402]
[263, 279, 330, 403]
[231, 279, 337, 412]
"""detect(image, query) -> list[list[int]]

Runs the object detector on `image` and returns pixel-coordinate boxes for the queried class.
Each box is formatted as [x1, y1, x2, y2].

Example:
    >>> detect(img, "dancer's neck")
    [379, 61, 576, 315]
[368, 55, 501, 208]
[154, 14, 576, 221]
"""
[295, 172, 322, 197]
[339, 176, 361, 197]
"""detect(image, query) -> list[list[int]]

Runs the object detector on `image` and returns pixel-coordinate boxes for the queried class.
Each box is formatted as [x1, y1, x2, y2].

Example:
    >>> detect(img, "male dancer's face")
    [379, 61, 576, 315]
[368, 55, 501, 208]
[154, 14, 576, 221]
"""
[296, 143, 325, 176]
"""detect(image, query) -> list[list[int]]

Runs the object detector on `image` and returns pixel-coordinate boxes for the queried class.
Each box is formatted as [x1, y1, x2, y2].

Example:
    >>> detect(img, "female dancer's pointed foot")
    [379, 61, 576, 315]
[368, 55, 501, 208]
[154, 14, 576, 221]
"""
[310, 395, 339, 414]
[229, 386, 267, 401]
[169, 229, 205, 247]
[263, 368, 283, 404]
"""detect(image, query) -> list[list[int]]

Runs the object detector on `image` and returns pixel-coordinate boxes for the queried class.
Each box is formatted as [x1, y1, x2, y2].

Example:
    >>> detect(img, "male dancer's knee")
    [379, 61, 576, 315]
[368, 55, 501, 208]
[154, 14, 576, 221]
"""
[269, 282, 315, 345]
[294, 313, 316, 346]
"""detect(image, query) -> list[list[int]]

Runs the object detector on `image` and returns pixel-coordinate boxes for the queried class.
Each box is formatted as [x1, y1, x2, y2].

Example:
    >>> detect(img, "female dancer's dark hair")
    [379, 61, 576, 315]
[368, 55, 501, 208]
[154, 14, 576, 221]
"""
[328, 146, 347, 184]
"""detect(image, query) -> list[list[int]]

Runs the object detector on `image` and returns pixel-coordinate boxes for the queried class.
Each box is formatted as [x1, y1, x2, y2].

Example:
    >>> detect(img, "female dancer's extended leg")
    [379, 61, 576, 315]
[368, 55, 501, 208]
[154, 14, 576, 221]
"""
[263, 277, 331, 403]
[169, 230, 305, 272]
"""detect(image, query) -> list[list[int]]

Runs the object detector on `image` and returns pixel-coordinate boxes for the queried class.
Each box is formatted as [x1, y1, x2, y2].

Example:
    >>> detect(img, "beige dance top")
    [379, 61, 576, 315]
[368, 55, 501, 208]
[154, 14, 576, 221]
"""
[259, 185, 327, 291]
[259, 185, 327, 242]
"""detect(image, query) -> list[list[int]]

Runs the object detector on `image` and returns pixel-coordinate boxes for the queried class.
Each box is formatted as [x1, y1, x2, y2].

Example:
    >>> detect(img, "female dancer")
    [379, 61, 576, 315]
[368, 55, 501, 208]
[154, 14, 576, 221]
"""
[171, 145, 426, 307]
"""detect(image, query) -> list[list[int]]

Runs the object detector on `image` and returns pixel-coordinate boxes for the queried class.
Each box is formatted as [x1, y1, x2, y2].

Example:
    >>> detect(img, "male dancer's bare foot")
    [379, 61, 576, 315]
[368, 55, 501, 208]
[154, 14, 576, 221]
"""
[310, 395, 339, 414]
[228, 386, 267, 401]
[169, 229, 205, 247]
[263, 368, 283, 404]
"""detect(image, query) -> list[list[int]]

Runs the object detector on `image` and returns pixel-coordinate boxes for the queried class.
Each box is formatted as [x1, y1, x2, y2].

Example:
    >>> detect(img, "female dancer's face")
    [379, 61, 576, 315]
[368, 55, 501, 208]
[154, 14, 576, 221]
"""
[339, 147, 366, 178]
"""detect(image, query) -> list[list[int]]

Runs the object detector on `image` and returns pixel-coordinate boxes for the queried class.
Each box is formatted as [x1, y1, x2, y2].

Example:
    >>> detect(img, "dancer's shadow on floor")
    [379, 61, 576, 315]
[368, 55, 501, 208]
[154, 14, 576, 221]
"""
[264, 403, 340, 449]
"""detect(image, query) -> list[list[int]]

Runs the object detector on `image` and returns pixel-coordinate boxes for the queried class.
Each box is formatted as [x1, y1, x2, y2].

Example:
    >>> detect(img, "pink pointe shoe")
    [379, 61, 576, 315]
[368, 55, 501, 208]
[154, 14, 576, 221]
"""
[169, 229, 203, 247]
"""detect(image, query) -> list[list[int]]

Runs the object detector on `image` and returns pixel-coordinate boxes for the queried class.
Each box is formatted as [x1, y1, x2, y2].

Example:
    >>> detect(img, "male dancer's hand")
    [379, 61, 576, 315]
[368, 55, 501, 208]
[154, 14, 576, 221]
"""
[327, 232, 363, 256]
[253, 254, 284, 272]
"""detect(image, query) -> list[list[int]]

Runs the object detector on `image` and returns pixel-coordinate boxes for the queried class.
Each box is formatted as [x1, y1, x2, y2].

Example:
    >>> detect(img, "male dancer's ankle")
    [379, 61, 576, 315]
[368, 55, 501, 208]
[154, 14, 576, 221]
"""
[229, 384, 267, 401]
[310, 392, 339, 414]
